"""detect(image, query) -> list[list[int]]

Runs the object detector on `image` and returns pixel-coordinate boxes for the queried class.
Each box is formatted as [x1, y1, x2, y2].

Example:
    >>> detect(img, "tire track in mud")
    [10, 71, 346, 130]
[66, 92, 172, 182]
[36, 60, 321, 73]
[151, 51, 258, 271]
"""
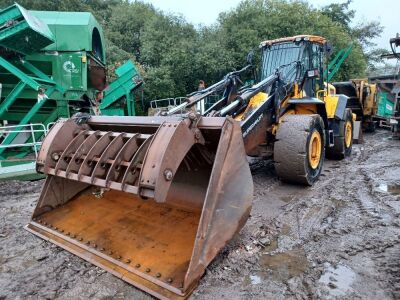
[195, 131, 400, 300]
[296, 132, 400, 300]
[0, 131, 399, 300]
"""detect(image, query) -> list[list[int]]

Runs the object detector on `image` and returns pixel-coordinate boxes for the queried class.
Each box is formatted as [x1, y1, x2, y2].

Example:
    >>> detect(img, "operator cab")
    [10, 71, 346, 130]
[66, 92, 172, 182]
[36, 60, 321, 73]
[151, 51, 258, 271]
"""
[260, 35, 327, 98]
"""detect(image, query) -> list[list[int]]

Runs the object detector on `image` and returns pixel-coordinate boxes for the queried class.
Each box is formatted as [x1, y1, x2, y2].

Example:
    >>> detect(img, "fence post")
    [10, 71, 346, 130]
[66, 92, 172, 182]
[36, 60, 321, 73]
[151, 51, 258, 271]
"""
[30, 124, 38, 158]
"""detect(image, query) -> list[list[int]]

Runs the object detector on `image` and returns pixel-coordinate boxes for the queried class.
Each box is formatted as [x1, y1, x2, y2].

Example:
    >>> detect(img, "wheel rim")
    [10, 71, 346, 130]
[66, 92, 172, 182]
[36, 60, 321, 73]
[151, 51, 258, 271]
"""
[345, 121, 352, 148]
[309, 131, 322, 169]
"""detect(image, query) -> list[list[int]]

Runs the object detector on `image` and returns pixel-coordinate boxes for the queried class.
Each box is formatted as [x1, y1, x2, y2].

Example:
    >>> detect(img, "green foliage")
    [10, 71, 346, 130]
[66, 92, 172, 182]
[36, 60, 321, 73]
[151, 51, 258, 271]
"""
[106, 1, 157, 60]
[0, 0, 384, 105]
[321, 0, 354, 32]
[365, 48, 392, 75]
[216, 0, 371, 81]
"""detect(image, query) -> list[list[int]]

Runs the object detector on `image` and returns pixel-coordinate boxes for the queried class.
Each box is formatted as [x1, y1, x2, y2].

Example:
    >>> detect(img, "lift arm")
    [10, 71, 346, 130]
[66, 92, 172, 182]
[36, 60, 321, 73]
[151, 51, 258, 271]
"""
[167, 65, 253, 115]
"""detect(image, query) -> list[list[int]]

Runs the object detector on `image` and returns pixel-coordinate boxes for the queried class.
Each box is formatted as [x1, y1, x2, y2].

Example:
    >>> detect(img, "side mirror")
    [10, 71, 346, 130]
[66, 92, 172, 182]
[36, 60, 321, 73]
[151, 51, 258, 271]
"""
[246, 50, 254, 65]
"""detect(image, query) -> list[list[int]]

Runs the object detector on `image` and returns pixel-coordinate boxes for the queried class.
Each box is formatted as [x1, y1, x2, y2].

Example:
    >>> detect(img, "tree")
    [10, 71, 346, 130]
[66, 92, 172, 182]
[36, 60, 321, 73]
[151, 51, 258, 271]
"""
[215, 0, 368, 81]
[321, 0, 384, 73]
[106, 1, 157, 61]
[321, 0, 354, 32]
[0, 0, 385, 107]
[365, 48, 392, 76]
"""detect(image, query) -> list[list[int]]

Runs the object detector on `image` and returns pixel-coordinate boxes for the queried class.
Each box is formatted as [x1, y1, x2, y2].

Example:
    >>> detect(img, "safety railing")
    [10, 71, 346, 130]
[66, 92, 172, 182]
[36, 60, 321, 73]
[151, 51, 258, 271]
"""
[0, 123, 50, 158]
[149, 95, 220, 115]
[149, 97, 187, 109]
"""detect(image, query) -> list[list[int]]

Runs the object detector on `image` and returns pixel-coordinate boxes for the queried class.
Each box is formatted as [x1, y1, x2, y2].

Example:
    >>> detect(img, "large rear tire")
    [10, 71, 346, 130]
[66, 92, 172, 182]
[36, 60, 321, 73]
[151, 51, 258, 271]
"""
[364, 120, 376, 133]
[326, 108, 353, 160]
[274, 114, 325, 186]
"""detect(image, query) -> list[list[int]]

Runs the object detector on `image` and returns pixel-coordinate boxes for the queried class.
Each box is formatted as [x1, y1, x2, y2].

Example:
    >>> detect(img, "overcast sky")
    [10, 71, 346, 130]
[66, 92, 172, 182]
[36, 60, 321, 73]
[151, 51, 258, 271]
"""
[142, 0, 398, 50]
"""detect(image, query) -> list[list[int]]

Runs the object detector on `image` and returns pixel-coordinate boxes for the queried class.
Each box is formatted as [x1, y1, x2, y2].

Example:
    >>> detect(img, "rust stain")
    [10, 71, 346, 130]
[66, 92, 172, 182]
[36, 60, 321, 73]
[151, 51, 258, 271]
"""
[35, 189, 200, 288]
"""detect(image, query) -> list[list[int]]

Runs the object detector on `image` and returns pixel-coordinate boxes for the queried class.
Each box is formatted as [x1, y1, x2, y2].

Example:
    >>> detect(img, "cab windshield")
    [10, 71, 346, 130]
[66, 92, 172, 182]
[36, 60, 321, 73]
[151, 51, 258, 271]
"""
[261, 42, 303, 82]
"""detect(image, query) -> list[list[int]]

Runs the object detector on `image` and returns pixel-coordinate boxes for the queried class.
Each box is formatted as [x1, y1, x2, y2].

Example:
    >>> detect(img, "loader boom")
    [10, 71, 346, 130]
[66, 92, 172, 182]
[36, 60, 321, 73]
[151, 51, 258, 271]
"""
[167, 65, 253, 115]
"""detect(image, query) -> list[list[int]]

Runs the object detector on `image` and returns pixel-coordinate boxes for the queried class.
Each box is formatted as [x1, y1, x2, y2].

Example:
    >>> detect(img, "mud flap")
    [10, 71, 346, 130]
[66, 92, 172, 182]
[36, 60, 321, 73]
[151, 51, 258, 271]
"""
[353, 120, 362, 144]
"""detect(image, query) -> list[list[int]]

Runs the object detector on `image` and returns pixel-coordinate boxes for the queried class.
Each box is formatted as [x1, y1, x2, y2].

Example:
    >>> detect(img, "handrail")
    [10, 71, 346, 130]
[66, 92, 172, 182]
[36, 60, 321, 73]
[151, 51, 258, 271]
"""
[150, 97, 187, 109]
[46, 122, 55, 132]
[150, 96, 219, 110]
[0, 123, 49, 158]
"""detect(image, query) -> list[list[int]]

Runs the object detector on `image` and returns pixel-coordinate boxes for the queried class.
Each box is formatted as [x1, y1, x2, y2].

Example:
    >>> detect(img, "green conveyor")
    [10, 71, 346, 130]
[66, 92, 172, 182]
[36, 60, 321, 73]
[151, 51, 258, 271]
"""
[0, 3, 142, 179]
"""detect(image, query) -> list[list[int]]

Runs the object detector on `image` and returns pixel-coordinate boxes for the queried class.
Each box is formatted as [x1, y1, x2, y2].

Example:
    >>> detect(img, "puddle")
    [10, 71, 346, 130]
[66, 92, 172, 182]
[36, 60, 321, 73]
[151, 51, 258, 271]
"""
[260, 248, 309, 281]
[243, 273, 263, 286]
[319, 264, 355, 297]
[280, 195, 293, 203]
[331, 198, 347, 208]
[378, 183, 400, 195]
[250, 274, 261, 284]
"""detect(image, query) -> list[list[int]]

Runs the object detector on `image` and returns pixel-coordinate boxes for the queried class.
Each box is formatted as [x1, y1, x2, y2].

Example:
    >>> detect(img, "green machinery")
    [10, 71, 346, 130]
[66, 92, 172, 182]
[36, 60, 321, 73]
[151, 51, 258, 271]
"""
[376, 86, 397, 119]
[370, 34, 400, 137]
[0, 3, 142, 161]
[324, 44, 353, 82]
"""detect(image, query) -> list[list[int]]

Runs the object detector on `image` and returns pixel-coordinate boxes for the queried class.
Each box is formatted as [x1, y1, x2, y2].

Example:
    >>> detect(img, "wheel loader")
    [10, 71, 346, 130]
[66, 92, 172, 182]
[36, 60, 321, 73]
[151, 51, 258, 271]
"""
[27, 35, 354, 299]
[332, 79, 377, 132]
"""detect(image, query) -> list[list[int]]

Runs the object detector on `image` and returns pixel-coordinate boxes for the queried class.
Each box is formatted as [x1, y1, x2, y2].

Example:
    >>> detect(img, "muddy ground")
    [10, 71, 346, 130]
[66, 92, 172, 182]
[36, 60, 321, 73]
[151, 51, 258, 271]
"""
[0, 130, 399, 300]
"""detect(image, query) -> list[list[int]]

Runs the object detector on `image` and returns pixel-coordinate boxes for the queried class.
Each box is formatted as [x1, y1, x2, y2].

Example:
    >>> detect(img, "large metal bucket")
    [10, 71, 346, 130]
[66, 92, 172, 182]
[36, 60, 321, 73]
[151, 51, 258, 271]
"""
[26, 115, 253, 299]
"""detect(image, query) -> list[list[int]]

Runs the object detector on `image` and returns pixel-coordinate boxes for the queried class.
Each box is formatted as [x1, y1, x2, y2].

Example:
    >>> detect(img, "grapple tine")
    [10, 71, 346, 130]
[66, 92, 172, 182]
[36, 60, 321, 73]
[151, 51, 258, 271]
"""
[105, 133, 140, 186]
[138, 118, 203, 202]
[65, 130, 100, 179]
[54, 129, 89, 175]
[78, 131, 113, 180]
[91, 132, 126, 186]
[120, 135, 153, 192]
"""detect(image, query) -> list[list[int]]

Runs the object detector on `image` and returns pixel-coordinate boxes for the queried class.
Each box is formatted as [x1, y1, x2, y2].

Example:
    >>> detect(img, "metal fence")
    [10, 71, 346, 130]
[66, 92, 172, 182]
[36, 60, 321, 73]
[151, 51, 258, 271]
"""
[149, 95, 220, 115]
[0, 123, 53, 158]
[149, 97, 186, 109]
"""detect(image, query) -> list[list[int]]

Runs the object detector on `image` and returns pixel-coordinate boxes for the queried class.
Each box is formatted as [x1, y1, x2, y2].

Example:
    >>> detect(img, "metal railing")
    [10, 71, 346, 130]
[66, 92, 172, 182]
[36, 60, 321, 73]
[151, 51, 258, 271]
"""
[0, 123, 51, 158]
[149, 95, 220, 115]
[149, 97, 186, 109]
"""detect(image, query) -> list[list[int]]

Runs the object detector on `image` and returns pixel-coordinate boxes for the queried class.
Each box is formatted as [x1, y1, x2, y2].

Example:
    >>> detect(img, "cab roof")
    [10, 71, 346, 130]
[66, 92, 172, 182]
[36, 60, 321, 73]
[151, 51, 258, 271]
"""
[260, 35, 327, 48]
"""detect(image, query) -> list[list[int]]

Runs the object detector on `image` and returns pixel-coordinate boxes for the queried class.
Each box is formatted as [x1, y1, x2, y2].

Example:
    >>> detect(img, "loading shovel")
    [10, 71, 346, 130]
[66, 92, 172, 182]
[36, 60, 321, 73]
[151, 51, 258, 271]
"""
[26, 115, 253, 299]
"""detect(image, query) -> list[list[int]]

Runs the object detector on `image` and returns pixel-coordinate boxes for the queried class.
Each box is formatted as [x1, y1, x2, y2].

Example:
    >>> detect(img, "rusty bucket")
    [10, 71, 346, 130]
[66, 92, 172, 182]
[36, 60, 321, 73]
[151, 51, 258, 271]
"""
[26, 115, 253, 299]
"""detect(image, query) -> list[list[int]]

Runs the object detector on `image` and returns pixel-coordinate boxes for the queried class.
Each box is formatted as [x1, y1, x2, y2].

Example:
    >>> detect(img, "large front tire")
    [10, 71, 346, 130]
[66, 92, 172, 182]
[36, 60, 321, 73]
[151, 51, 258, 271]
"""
[274, 114, 325, 186]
